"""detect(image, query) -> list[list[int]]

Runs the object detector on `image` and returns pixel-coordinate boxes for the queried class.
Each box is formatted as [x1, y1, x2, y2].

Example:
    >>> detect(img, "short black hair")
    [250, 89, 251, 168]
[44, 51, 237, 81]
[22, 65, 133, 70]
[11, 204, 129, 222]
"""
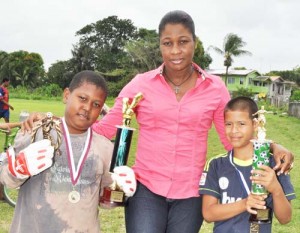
[224, 96, 259, 120]
[158, 10, 196, 40]
[2, 78, 9, 83]
[68, 70, 108, 98]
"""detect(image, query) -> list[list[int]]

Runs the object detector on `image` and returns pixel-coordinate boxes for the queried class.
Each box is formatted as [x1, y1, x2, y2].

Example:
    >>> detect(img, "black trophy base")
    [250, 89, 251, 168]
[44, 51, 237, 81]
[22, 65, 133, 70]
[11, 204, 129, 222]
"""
[99, 187, 125, 208]
[249, 208, 272, 224]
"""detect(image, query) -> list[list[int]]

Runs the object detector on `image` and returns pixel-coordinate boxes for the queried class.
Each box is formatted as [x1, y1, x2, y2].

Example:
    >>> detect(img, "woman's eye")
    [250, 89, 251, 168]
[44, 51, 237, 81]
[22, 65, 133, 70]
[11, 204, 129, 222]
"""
[180, 40, 188, 44]
[163, 41, 171, 46]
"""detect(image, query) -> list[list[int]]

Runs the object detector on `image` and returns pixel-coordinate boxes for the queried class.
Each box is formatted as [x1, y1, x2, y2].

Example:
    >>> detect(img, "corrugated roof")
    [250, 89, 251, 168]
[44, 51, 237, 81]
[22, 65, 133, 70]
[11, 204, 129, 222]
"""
[206, 69, 260, 76]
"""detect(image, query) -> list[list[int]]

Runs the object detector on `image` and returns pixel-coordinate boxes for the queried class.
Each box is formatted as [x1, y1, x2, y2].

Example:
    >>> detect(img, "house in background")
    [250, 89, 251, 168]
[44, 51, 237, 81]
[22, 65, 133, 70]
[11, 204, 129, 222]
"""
[255, 76, 295, 107]
[206, 68, 295, 107]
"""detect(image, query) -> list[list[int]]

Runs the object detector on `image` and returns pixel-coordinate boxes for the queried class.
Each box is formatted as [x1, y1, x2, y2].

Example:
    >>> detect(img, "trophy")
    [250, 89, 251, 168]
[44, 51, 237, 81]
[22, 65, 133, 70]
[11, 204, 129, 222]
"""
[100, 92, 143, 207]
[249, 106, 272, 225]
[31, 112, 62, 156]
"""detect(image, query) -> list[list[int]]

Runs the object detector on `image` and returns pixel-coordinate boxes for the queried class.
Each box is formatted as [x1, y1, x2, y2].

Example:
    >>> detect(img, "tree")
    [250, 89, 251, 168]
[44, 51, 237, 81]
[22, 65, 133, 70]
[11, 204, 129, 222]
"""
[266, 66, 300, 86]
[47, 60, 74, 89]
[125, 28, 161, 72]
[210, 33, 251, 86]
[71, 44, 95, 72]
[0, 51, 45, 87]
[74, 15, 138, 73]
[193, 37, 212, 69]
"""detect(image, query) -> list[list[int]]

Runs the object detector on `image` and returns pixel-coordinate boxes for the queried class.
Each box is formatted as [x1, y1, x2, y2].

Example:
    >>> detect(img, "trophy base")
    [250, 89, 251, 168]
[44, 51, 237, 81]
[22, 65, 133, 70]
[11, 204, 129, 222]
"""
[99, 187, 125, 207]
[249, 208, 272, 224]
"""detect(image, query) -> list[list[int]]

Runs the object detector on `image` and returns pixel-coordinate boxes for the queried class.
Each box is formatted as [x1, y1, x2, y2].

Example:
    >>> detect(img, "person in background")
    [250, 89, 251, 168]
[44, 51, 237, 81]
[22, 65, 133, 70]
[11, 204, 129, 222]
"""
[0, 70, 136, 233]
[0, 78, 14, 123]
[199, 97, 295, 233]
[0, 122, 22, 131]
[0, 121, 22, 200]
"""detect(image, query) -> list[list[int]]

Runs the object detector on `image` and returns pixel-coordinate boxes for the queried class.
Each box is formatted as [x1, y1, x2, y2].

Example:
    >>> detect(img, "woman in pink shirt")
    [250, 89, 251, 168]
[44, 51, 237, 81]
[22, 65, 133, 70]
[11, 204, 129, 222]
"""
[92, 10, 293, 233]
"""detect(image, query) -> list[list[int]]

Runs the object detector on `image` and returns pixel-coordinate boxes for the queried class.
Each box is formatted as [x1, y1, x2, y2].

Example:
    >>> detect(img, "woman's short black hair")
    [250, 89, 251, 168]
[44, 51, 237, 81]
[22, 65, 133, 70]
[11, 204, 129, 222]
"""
[158, 10, 196, 40]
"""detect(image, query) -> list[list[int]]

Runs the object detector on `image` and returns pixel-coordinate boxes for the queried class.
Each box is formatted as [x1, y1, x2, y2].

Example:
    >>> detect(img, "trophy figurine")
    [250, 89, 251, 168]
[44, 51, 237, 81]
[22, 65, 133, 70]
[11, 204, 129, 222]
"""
[249, 106, 272, 225]
[31, 112, 62, 156]
[100, 92, 143, 207]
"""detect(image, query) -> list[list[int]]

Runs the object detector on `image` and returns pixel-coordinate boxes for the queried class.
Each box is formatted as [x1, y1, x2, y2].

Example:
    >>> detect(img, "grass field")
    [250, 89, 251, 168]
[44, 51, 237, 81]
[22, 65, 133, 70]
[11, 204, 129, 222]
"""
[0, 98, 299, 233]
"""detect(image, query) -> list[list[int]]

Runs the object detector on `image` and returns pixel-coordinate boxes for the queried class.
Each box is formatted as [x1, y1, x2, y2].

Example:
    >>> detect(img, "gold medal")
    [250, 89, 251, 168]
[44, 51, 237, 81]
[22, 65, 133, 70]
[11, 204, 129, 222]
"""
[68, 190, 80, 203]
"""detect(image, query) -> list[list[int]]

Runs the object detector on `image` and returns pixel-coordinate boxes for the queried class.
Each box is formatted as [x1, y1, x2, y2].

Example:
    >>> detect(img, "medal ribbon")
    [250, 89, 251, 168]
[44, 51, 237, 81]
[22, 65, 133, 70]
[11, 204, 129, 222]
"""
[229, 151, 260, 233]
[229, 150, 250, 196]
[61, 117, 92, 185]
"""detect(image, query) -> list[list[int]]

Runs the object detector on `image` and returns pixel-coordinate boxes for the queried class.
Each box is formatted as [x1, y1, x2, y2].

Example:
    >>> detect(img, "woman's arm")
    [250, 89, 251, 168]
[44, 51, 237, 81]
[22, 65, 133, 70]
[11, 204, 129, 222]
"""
[270, 143, 294, 175]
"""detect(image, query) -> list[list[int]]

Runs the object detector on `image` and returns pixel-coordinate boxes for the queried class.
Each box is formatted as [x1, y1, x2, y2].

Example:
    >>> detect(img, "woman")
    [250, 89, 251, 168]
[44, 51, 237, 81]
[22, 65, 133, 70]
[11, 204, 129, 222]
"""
[23, 10, 293, 233]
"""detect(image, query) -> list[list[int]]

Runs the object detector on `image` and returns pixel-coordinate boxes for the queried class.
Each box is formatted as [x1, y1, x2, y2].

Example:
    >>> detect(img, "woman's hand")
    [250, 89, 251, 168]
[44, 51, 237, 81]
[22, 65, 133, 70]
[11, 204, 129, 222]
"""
[271, 143, 294, 175]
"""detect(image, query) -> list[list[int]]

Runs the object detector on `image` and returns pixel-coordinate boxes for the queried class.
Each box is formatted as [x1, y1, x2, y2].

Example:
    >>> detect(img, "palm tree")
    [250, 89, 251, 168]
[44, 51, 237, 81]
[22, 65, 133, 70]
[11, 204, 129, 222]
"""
[210, 33, 252, 86]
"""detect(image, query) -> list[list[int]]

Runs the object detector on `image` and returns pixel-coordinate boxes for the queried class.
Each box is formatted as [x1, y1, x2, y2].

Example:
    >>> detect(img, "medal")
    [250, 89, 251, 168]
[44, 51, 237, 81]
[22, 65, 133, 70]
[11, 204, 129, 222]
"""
[61, 117, 92, 204]
[68, 190, 81, 203]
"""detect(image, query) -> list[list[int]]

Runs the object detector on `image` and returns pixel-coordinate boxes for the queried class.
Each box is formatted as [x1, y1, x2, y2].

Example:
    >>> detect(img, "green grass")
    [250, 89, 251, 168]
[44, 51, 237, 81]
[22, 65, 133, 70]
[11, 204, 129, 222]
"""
[0, 99, 299, 233]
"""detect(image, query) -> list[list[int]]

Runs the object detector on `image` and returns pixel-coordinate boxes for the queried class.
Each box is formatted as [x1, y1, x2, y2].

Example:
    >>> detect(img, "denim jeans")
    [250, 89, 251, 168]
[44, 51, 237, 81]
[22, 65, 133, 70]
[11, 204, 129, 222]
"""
[125, 182, 203, 233]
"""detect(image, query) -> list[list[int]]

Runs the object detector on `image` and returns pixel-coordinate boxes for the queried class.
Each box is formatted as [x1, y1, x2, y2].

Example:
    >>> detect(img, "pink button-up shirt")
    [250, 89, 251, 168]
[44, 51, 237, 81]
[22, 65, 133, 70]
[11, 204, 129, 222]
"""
[93, 63, 231, 199]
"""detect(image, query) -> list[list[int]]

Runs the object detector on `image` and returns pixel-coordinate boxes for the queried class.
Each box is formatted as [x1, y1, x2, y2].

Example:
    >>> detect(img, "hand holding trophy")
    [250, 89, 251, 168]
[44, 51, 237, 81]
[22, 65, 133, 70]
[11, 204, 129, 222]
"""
[249, 106, 272, 227]
[100, 92, 143, 207]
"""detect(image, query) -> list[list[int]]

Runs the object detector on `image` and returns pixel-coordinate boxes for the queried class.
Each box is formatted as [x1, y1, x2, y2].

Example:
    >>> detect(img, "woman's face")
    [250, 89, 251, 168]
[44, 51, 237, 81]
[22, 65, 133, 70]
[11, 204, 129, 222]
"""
[160, 23, 195, 71]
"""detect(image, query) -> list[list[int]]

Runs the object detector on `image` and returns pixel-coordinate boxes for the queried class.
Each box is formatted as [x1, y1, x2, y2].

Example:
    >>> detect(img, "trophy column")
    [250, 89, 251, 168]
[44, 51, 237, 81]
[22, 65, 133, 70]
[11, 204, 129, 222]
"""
[249, 106, 272, 229]
[100, 92, 143, 207]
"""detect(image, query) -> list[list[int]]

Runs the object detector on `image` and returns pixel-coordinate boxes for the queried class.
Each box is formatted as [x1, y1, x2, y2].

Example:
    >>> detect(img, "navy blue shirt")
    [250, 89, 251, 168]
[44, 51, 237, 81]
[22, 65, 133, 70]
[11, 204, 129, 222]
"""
[199, 151, 296, 233]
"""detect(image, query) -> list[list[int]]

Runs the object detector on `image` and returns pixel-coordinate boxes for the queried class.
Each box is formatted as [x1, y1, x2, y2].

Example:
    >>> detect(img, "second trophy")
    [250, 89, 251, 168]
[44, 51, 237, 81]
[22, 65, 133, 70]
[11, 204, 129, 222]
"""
[100, 92, 143, 207]
[249, 106, 272, 226]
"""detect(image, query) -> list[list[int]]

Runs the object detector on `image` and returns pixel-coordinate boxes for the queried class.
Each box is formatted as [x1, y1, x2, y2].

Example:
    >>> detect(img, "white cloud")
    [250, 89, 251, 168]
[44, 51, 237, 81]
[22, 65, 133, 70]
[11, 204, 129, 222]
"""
[1, 0, 299, 73]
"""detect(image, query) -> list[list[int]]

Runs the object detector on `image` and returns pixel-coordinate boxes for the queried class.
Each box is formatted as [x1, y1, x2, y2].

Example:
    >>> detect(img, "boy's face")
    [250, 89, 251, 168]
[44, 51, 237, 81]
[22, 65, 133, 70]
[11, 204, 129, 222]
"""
[63, 81, 106, 134]
[224, 110, 257, 149]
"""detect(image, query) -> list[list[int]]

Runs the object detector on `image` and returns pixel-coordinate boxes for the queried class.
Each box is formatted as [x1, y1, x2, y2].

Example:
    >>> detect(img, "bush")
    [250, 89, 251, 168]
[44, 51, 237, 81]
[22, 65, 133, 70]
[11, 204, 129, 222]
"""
[290, 89, 300, 101]
[35, 84, 62, 98]
[232, 87, 253, 98]
[10, 85, 62, 100]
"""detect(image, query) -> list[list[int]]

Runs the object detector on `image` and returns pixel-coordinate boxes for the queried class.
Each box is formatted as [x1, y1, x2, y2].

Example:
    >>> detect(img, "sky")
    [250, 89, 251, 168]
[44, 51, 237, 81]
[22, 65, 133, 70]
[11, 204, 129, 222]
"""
[1, 0, 300, 74]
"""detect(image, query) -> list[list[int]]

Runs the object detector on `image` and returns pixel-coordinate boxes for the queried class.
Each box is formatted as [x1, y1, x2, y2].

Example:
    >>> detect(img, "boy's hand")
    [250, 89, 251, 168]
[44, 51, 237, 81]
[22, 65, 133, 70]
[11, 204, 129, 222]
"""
[251, 165, 281, 194]
[111, 166, 136, 197]
[7, 139, 54, 179]
[246, 193, 267, 214]
[21, 112, 46, 134]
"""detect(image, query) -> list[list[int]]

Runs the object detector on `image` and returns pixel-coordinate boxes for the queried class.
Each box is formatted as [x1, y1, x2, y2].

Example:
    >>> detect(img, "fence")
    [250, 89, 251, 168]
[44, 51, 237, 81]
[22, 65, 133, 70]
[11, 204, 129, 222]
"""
[288, 102, 300, 118]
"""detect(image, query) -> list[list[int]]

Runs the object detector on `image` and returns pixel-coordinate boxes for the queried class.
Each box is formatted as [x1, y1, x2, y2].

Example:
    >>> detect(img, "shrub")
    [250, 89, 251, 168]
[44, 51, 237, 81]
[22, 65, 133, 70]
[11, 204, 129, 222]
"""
[232, 87, 253, 98]
[290, 89, 300, 101]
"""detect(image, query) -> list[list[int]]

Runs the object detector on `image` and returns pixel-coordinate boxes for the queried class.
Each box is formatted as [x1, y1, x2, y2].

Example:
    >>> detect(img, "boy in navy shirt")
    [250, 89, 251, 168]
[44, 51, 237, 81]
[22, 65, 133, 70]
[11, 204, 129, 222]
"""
[199, 96, 295, 233]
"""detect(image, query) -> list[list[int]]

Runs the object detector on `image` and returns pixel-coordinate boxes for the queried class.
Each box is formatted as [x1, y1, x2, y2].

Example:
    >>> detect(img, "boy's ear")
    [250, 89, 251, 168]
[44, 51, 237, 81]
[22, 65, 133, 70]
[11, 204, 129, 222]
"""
[63, 88, 70, 104]
[253, 118, 259, 131]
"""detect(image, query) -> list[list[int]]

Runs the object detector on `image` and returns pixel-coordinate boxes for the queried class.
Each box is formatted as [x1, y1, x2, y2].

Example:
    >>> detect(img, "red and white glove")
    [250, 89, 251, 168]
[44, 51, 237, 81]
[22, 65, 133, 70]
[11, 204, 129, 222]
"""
[112, 166, 136, 197]
[7, 139, 54, 179]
